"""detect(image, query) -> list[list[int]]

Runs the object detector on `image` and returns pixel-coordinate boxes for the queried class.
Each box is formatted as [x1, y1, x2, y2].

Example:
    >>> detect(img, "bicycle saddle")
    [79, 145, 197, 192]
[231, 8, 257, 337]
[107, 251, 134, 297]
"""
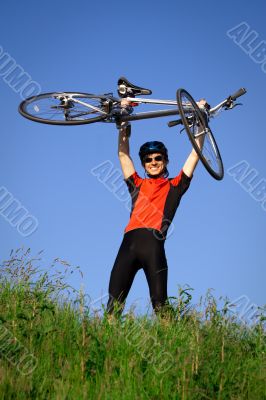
[117, 76, 152, 97]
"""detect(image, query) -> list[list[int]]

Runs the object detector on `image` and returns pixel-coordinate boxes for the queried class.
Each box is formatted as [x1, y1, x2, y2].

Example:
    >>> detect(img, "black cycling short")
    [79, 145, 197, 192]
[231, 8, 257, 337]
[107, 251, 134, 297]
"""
[107, 228, 168, 315]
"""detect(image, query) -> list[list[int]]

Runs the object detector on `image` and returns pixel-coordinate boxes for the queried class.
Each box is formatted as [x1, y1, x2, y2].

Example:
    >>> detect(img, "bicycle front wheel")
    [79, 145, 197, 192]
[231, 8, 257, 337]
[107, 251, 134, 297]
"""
[177, 89, 224, 180]
[19, 92, 112, 125]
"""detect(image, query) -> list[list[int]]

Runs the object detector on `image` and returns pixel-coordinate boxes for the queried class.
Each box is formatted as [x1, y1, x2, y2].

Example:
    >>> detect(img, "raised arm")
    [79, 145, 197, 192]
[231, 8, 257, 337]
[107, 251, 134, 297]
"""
[118, 123, 135, 179]
[182, 144, 201, 178]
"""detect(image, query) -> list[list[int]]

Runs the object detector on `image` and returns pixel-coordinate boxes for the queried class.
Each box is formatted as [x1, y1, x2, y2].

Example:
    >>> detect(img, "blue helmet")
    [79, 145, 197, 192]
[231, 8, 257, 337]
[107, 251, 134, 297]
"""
[139, 141, 168, 164]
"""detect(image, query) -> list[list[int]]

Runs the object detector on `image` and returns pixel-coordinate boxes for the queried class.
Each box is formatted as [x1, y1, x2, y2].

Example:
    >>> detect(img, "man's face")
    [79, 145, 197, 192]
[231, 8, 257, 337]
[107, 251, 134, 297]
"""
[143, 153, 167, 177]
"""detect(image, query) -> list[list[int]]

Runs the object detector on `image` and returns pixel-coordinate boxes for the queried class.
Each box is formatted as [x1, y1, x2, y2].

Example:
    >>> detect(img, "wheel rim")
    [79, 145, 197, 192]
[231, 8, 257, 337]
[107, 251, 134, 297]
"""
[177, 89, 224, 180]
[20, 93, 109, 124]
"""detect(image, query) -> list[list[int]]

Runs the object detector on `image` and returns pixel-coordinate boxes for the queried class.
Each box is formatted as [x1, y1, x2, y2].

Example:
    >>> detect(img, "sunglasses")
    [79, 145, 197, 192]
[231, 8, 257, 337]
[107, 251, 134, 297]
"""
[144, 155, 164, 163]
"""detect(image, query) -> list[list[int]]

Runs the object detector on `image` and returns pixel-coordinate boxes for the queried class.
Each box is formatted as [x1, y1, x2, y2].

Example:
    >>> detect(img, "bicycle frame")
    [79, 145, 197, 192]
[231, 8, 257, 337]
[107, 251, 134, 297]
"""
[70, 94, 223, 124]
[71, 95, 198, 123]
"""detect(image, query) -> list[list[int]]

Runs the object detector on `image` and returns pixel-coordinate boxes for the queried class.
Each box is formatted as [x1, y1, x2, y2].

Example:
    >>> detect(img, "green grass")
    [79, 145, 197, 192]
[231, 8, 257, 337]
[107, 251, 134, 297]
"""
[0, 248, 265, 399]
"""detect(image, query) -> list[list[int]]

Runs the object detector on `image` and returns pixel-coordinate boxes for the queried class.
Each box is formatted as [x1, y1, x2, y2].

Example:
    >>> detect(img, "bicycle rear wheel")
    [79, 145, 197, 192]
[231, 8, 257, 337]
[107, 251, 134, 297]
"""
[19, 92, 112, 125]
[177, 89, 224, 180]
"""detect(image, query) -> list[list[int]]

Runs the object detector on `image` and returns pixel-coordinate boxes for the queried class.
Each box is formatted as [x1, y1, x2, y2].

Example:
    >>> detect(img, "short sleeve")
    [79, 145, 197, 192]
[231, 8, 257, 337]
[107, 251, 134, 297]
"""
[124, 171, 143, 194]
[169, 169, 192, 196]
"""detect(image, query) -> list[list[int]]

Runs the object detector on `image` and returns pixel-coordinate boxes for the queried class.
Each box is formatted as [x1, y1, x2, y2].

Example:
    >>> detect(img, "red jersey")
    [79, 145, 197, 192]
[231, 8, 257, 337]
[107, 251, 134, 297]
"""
[124, 169, 192, 238]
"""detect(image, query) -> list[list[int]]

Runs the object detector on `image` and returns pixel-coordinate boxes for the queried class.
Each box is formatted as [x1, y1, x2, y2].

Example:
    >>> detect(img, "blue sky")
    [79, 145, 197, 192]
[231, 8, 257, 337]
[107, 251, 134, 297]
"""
[0, 0, 265, 316]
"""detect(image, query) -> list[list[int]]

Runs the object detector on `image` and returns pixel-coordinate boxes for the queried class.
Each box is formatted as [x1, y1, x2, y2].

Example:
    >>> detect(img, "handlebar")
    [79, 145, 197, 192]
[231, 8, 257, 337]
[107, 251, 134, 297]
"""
[230, 87, 247, 101]
[208, 87, 247, 114]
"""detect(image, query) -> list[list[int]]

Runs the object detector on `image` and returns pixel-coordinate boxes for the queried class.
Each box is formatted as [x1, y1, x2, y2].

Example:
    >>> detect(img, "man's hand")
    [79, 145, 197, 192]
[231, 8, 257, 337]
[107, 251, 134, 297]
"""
[197, 98, 211, 110]
[120, 98, 131, 108]
[116, 98, 133, 131]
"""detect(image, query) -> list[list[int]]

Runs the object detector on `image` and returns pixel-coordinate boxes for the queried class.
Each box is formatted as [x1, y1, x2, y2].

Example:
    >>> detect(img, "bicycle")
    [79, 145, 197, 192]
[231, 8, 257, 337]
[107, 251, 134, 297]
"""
[18, 77, 247, 180]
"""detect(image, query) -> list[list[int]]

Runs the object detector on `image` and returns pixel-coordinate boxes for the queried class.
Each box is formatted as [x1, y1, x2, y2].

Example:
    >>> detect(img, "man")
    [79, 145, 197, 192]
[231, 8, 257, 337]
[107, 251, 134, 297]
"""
[106, 99, 206, 317]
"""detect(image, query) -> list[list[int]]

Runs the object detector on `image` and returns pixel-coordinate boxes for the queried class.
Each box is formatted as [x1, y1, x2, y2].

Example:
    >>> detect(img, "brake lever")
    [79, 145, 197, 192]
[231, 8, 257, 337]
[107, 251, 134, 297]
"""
[225, 102, 243, 110]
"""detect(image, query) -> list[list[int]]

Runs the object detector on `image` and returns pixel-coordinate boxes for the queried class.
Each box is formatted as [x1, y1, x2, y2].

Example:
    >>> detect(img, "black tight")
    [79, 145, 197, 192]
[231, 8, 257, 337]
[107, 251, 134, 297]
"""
[107, 228, 168, 315]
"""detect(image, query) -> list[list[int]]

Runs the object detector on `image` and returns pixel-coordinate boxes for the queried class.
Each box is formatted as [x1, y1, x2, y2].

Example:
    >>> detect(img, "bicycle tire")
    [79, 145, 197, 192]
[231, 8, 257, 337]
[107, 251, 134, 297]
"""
[176, 89, 224, 180]
[19, 92, 112, 125]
